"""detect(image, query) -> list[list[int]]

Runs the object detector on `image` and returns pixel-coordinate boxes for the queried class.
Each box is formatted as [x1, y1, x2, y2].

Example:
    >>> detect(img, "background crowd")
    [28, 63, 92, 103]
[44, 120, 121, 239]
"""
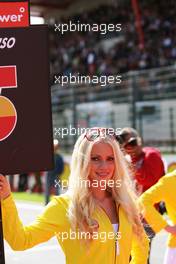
[49, 0, 176, 82]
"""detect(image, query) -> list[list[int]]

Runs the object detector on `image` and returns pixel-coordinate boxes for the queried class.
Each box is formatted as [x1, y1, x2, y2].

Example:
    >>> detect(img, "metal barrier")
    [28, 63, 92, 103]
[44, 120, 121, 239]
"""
[51, 65, 176, 153]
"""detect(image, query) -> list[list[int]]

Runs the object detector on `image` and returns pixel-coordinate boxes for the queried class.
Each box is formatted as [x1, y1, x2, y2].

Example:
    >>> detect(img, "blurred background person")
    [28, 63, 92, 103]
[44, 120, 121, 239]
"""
[18, 173, 28, 192]
[119, 127, 165, 263]
[120, 127, 165, 194]
[45, 139, 64, 204]
[30, 171, 43, 193]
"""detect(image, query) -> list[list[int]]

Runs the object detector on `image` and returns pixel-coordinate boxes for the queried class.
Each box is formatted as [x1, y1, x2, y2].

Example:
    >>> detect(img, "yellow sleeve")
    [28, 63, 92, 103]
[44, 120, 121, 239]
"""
[1, 194, 67, 251]
[139, 177, 168, 233]
[130, 229, 149, 264]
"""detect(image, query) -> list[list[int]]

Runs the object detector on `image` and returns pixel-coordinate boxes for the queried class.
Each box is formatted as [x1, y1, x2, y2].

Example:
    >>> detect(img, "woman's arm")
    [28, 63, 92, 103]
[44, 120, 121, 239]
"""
[130, 229, 149, 264]
[0, 175, 66, 251]
[139, 176, 168, 233]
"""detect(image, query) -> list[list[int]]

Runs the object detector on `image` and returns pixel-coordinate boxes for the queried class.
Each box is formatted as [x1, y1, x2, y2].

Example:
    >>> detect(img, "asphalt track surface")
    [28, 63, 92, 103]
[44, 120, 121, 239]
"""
[4, 199, 169, 264]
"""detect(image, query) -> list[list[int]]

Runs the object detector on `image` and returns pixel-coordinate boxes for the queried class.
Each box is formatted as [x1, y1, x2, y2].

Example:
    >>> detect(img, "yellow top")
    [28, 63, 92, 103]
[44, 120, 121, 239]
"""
[139, 170, 176, 247]
[2, 193, 149, 263]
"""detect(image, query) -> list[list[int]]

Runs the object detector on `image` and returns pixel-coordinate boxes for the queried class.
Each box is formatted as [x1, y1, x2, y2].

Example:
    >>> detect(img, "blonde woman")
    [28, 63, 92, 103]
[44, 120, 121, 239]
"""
[0, 128, 148, 263]
[139, 170, 176, 264]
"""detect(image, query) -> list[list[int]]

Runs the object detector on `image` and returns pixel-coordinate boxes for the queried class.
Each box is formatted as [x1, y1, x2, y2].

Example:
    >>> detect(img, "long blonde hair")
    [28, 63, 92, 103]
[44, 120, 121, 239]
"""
[67, 130, 143, 238]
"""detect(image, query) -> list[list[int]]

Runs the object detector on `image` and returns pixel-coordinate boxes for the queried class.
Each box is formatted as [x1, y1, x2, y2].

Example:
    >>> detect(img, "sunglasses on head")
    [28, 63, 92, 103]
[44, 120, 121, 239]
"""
[123, 138, 138, 148]
[84, 128, 121, 142]
[84, 128, 137, 148]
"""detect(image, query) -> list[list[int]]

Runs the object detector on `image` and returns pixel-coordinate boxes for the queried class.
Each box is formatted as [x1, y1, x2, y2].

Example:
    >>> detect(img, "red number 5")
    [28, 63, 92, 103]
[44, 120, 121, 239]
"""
[0, 65, 17, 141]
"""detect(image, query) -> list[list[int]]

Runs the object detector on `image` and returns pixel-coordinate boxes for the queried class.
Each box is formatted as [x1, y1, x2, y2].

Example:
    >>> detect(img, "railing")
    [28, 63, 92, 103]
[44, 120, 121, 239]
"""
[51, 65, 176, 153]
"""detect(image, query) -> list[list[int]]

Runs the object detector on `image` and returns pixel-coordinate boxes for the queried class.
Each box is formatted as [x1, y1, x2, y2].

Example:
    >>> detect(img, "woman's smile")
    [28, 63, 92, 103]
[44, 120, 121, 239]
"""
[89, 142, 115, 182]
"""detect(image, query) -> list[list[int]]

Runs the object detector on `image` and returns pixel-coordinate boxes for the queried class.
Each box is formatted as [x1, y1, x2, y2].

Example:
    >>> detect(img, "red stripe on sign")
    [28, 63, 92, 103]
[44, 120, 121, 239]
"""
[0, 66, 17, 88]
[0, 116, 16, 141]
[0, 2, 29, 28]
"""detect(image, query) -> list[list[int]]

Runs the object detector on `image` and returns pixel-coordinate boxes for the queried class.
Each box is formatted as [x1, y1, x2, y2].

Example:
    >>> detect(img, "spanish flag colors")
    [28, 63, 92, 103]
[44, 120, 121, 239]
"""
[0, 96, 17, 141]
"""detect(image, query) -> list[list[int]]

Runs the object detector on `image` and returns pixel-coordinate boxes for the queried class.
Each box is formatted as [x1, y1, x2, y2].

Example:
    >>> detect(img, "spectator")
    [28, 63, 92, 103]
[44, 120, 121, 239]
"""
[120, 127, 165, 194]
[45, 139, 64, 204]
[119, 127, 165, 263]
[31, 172, 43, 193]
[49, 1, 176, 82]
[18, 173, 28, 192]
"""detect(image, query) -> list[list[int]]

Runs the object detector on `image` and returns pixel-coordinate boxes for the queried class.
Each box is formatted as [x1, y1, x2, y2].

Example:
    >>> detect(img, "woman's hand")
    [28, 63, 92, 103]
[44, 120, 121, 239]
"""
[165, 225, 176, 235]
[0, 174, 11, 200]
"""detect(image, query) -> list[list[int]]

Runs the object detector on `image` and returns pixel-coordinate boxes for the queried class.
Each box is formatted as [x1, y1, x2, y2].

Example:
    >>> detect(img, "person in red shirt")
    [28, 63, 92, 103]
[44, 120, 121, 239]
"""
[119, 127, 165, 194]
[119, 127, 165, 264]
